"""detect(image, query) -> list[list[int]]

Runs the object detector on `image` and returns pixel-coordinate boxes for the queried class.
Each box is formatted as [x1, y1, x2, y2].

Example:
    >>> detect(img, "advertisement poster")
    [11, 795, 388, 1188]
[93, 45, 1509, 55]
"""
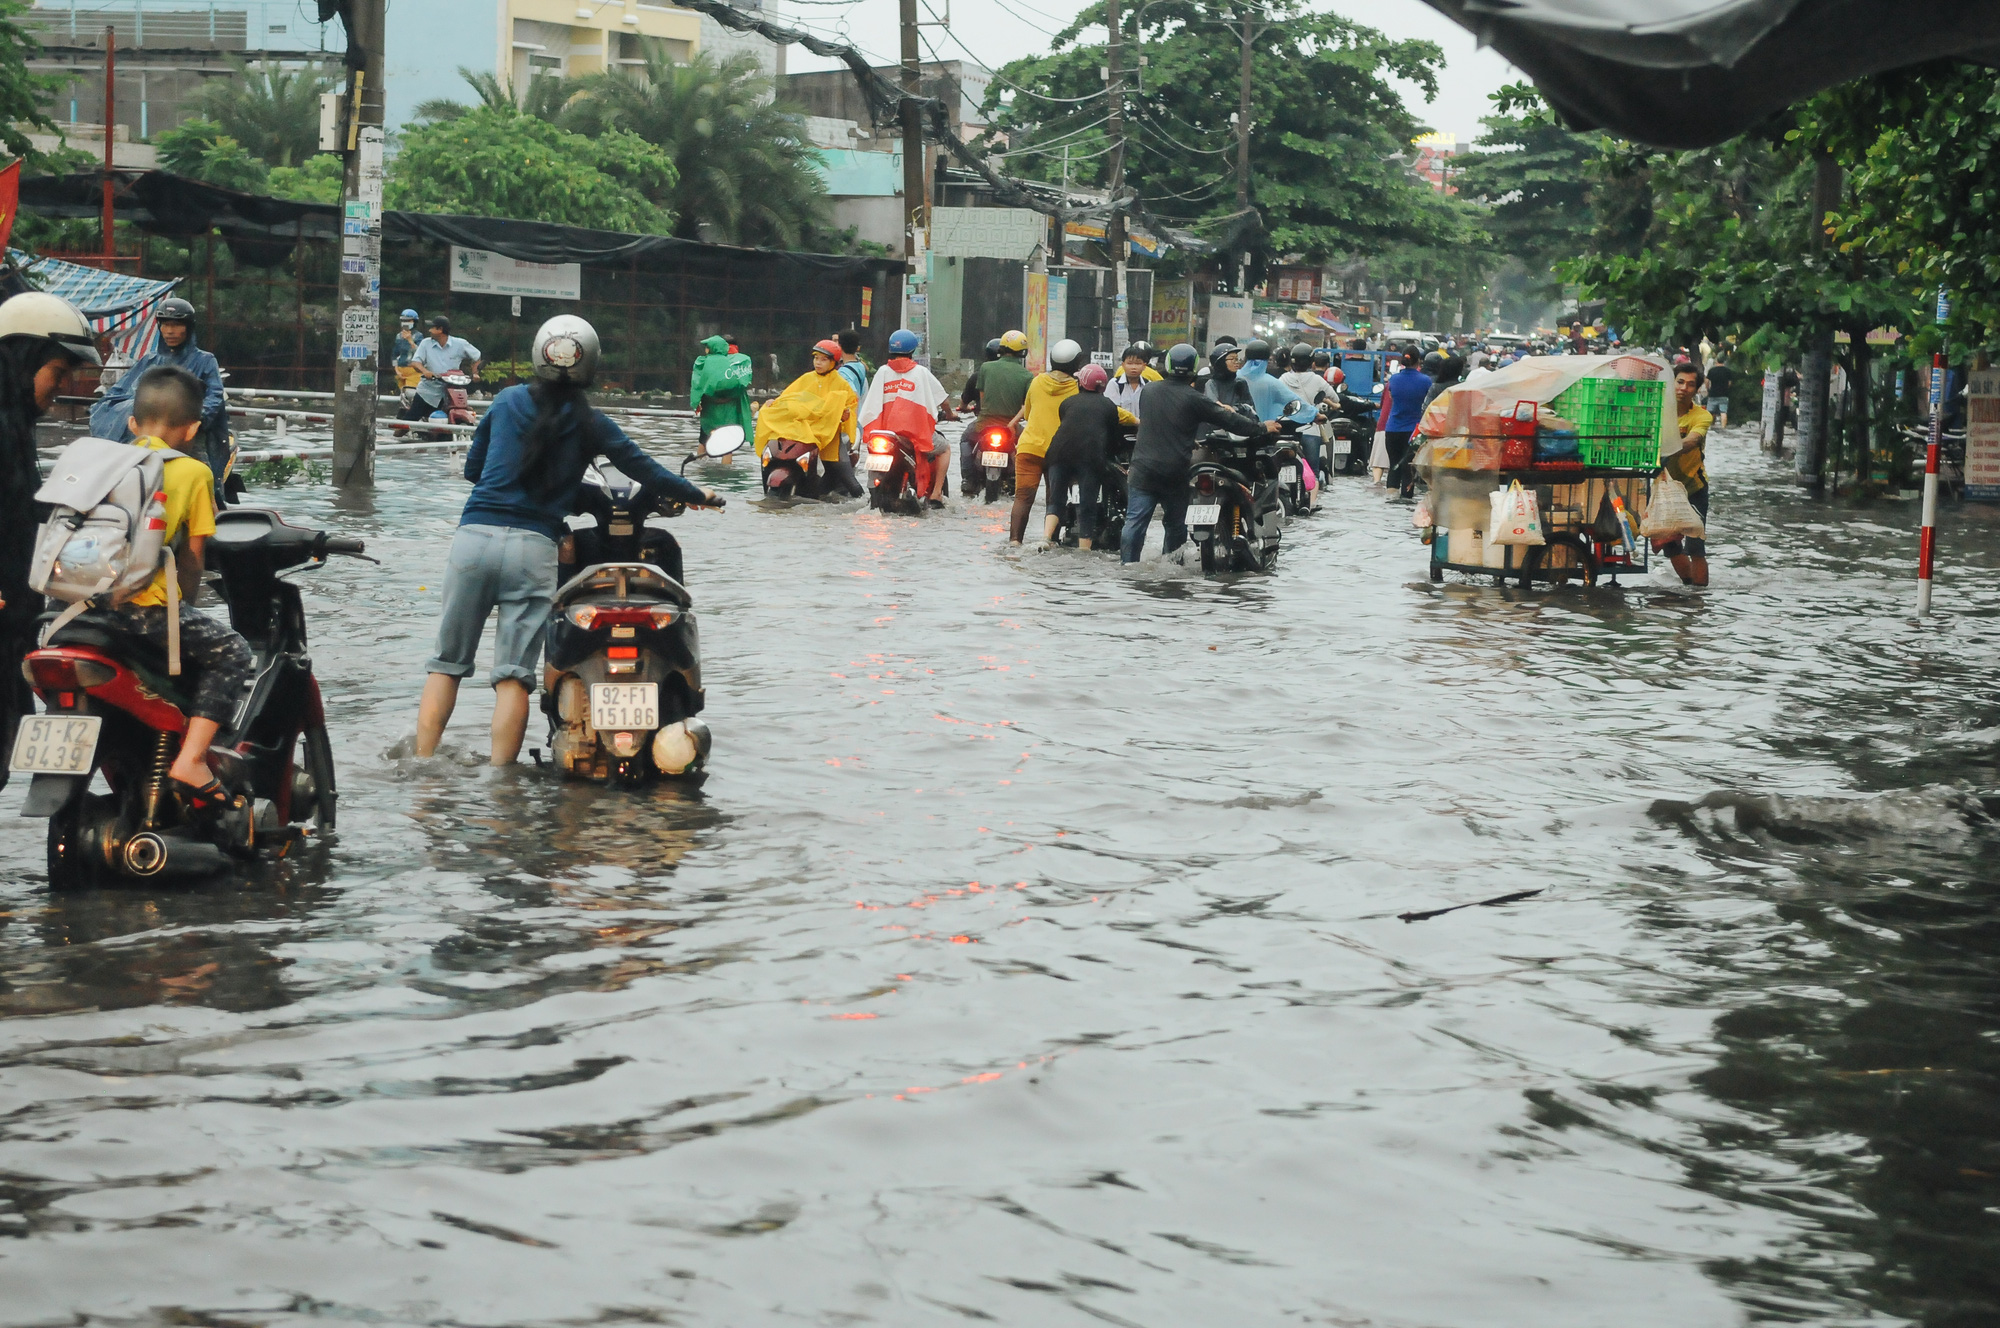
[1208, 294, 1252, 345]
[1046, 273, 1068, 364]
[1024, 272, 1048, 372]
[1965, 368, 2000, 501]
[450, 246, 582, 300]
[1150, 280, 1193, 345]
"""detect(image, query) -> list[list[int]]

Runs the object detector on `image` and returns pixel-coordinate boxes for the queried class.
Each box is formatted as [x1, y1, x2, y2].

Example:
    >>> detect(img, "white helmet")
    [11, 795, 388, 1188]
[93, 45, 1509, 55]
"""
[1049, 338, 1084, 372]
[0, 291, 101, 365]
[532, 314, 599, 386]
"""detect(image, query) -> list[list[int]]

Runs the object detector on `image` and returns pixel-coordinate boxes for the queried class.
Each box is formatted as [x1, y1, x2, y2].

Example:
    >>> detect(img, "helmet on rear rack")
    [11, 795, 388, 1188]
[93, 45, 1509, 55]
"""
[1049, 338, 1084, 373]
[1077, 363, 1109, 392]
[0, 291, 101, 366]
[532, 314, 600, 385]
[1166, 343, 1199, 378]
[998, 329, 1029, 354]
[887, 328, 920, 356]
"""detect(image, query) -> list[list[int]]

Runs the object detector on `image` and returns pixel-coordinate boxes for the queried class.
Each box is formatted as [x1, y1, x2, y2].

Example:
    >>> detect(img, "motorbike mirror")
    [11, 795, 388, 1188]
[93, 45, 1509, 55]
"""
[704, 425, 746, 458]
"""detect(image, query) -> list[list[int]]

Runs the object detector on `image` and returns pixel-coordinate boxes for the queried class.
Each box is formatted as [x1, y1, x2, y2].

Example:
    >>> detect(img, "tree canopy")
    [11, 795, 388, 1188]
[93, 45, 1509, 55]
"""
[193, 60, 335, 169]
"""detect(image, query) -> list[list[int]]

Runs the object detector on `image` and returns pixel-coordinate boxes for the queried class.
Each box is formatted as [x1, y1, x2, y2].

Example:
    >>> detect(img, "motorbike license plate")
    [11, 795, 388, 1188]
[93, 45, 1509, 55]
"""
[9, 714, 100, 775]
[980, 452, 1010, 468]
[591, 683, 658, 732]
[1279, 466, 1298, 484]
[1331, 438, 1352, 456]
[1186, 503, 1222, 527]
[865, 453, 895, 472]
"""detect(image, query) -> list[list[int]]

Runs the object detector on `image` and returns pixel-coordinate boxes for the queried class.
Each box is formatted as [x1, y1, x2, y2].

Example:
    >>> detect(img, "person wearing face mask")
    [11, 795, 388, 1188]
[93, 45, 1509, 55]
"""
[393, 308, 423, 403]
[0, 293, 103, 791]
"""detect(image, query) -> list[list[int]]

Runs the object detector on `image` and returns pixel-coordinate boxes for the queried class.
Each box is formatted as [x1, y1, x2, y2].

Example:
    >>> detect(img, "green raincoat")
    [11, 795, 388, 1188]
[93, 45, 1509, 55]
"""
[690, 335, 754, 439]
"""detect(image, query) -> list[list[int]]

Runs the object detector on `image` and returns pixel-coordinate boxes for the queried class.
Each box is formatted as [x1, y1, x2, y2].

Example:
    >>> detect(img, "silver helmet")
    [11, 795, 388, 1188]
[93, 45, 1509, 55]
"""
[532, 314, 599, 386]
[0, 291, 101, 365]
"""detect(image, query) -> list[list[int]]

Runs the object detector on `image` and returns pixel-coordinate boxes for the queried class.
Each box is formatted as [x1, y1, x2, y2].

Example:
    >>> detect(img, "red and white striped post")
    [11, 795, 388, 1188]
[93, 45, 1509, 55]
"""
[1918, 288, 1949, 615]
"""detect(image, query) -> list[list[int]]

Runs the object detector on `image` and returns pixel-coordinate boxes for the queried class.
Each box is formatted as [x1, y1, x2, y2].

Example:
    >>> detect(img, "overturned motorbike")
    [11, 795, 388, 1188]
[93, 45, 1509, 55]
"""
[542, 426, 736, 783]
[15, 508, 366, 886]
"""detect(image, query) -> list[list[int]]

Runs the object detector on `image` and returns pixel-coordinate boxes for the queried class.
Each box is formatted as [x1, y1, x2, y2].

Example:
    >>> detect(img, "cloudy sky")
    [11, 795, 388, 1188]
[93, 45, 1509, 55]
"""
[780, 0, 1525, 147]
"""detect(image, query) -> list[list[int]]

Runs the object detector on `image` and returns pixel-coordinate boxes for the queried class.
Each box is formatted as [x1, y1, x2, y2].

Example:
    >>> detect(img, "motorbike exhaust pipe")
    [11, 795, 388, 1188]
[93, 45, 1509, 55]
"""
[650, 718, 710, 775]
[122, 830, 230, 879]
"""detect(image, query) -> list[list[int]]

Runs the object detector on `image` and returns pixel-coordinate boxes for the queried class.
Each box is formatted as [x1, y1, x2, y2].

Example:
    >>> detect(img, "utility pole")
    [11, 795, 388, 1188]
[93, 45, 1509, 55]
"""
[331, 0, 385, 489]
[1795, 150, 1842, 490]
[1234, 7, 1253, 294]
[101, 26, 114, 261]
[1105, 0, 1128, 352]
[897, 0, 928, 356]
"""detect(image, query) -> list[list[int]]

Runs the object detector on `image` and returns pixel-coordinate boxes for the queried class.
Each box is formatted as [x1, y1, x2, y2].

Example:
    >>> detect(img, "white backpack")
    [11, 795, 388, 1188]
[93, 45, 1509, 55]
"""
[30, 436, 191, 671]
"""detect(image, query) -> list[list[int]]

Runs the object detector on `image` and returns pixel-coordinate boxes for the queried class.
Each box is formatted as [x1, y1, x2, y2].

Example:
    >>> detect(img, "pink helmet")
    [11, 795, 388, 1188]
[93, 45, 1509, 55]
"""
[1077, 363, 1109, 393]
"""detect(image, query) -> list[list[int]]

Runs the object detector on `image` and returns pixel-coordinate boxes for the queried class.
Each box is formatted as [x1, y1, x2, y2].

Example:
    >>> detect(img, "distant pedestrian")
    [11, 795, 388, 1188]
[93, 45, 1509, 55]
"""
[1378, 351, 1432, 498]
[1704, 354, 1735, 429]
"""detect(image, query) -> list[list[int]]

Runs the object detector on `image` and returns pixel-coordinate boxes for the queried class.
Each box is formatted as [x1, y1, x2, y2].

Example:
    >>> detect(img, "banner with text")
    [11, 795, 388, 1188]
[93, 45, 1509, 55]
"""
[450, 246, 582, 300]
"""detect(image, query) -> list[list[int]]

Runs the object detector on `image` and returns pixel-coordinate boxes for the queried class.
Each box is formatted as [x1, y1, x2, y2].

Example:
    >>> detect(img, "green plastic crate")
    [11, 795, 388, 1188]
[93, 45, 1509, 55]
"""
[1575, 435, 1660, 469]
[1550, 378, 1663, 469]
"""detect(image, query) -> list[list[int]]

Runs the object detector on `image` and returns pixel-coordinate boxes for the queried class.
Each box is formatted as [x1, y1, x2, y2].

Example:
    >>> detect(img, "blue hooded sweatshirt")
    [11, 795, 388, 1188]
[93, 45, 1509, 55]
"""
[1239, 357, 1319, 427]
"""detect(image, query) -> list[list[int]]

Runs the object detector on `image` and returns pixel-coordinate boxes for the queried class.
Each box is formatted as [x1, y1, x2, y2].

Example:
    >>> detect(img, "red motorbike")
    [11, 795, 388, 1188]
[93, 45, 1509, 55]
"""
[864, 428, 931, 515]
[11, 508, 366, 885]
[762, 438, 837, 499]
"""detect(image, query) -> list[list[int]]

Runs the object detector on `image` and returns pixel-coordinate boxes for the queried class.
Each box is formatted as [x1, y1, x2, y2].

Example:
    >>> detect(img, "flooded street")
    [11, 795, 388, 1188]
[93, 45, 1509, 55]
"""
[4, 426, 1999, 1326]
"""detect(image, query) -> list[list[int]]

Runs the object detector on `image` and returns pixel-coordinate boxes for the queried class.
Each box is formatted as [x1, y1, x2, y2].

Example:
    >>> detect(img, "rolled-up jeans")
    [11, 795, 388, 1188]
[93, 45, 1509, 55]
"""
[425, 523, 558, 687]
[1121, 485, 1187, 563]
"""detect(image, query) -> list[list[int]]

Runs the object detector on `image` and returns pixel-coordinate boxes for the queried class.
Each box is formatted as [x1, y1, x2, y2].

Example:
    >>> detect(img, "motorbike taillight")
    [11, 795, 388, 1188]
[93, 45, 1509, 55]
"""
[23, 654, 115, 691]
[1196, 474, 1216, 494]
[985, 430, 1010, 449]
[867, 433, 897, 454]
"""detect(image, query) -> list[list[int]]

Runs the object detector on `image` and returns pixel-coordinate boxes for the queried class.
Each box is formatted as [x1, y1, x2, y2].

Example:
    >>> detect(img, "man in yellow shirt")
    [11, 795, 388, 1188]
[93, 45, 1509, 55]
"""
[110, 367, 255, 812]
[1658, 363, 1712, 587]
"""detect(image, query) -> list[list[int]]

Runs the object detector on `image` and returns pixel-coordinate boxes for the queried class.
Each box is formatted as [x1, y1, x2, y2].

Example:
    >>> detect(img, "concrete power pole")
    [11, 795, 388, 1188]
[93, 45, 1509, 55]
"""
[1234, 8, 1253, 295]
[331, 0, 386, 489]
[1795, 150, 1842, 490]
[897, 0, 928, 354]
[1105, 0, 1128, 353]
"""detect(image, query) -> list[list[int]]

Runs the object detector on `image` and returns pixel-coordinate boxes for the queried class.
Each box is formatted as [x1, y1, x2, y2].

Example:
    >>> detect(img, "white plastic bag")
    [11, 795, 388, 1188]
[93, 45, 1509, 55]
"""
[1640, 473, 1705, 540]
[1487, 479, 1545, 547]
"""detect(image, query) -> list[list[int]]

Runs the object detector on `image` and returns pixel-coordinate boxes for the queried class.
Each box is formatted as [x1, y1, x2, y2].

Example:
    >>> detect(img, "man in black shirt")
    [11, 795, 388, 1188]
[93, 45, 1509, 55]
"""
[1705, 355, 1736, 428]
[1122, 342, 1274, 563]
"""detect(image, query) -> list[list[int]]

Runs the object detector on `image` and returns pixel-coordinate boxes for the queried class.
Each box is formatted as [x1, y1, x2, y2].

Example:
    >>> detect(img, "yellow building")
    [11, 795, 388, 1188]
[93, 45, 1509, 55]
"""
[501, 0, 702, 86]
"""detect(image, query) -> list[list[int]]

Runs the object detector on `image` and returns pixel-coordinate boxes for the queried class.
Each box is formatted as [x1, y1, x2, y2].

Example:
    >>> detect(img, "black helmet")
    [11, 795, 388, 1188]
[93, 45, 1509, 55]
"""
[1422, 349, 1448, 375]
[984, 337, 1003, 359]
[1289, 346, 1313, 371]
[1242, 338, 1272, 364]
[157, 296, 195, 324]
[1311, 348, 1332, 369]
[1208, 343, 1239, 377]
[1166, 342, 1199, 378]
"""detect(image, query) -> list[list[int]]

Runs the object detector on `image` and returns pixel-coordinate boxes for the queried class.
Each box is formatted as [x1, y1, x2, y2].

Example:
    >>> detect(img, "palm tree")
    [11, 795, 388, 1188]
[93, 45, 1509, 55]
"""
[412, 67, 578, 124]
[561, 49, 831, 248]
[192, 59, 334, 168]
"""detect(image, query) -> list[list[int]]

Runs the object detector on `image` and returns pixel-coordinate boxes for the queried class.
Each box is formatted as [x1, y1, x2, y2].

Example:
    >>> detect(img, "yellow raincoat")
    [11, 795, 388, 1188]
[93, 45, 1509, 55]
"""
[755, 368, 858, 463]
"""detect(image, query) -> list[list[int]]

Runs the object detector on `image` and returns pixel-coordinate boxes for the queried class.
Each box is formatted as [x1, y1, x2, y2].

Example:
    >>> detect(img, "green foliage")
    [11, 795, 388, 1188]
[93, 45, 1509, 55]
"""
[1451, 83, 1601, 302]
[155, 118, 271, 192]
[558, 50, 830, 248]
[987, 1, 1468, 267]
[386, 103, 675, 234]
[192, 59, 334, 169]
[267, 153, 344, 204]
[0, 0, 72, 168]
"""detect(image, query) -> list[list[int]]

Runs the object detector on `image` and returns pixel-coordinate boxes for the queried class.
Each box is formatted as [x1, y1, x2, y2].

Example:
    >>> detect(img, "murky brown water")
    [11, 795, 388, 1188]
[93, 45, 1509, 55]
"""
[3, 425, 1999, 1326]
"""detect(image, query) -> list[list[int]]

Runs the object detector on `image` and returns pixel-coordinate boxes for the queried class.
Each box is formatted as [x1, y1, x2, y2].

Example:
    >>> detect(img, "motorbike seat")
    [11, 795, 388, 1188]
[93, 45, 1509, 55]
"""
[36, 609, 198, 709]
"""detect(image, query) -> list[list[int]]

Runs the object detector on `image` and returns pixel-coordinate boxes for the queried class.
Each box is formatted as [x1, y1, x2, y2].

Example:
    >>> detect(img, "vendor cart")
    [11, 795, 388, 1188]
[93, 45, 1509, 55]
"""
[1411, 355, 1678, 589]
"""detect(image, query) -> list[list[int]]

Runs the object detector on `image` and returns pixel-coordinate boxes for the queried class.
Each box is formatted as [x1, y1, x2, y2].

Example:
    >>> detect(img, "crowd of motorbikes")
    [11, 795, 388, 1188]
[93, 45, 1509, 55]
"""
[13, 334, 1382, 890]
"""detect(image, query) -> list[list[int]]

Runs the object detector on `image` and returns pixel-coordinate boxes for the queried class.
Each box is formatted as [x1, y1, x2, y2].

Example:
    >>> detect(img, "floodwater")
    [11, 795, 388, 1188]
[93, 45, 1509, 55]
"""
[3, 424, 1999, 1328]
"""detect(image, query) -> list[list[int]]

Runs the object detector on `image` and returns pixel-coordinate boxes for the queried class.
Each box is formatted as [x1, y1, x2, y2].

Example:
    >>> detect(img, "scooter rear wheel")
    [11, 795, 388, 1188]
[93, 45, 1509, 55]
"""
[46, 793, 101, 890]
[301, 723, 338, 833]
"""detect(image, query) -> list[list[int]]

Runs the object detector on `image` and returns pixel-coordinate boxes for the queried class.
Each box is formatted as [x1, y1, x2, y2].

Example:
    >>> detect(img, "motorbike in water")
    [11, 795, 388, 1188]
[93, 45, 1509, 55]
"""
[1272, 431, 1313, 517]
[762, 438, 840, 500]
[1185, 422, 1292, 574]
[542, 426, 736, 783]
[1331, 390, 1381, 476]
[423, 369, 478, 439]
[864, 427, 935, 514]
[1052, 424, 1133, 548]
[13, 508, 367, 886]
[969, 418, 1018, 503]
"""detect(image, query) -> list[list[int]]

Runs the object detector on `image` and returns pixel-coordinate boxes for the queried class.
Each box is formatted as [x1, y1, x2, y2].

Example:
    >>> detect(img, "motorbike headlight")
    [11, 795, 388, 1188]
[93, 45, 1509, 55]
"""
[648, 604, 680, 628]
[568, 605, 599, 629]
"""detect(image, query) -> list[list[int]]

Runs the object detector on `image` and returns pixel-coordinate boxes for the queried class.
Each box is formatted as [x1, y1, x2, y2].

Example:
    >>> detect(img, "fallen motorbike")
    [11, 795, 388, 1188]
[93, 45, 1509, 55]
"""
[14, 508, 367, 886]
[542, 426, 736, 783]
[1185, 422, 1291, 574]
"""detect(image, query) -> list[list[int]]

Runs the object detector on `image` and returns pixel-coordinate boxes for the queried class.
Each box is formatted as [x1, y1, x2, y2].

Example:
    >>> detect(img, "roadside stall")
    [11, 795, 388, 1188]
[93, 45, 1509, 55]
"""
[1412, 354, 1681, 587]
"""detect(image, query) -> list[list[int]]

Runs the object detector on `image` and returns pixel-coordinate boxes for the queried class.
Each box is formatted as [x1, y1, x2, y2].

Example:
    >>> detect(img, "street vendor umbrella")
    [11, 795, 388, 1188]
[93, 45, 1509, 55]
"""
[1417, 0, 2000, 148]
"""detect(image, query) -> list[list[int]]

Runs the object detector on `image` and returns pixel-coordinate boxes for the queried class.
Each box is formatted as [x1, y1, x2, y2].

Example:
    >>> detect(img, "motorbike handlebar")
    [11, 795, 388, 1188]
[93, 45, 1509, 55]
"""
[319, 534, 367, 555]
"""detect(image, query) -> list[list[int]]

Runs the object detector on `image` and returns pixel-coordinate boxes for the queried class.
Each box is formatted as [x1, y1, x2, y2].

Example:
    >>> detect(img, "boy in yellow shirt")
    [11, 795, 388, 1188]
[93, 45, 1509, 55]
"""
[110, 366, 254, 813]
